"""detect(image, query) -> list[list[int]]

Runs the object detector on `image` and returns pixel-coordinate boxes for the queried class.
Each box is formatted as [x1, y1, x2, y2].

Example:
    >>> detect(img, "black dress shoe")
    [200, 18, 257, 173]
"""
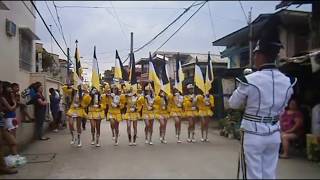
[0, 167, 18, 175]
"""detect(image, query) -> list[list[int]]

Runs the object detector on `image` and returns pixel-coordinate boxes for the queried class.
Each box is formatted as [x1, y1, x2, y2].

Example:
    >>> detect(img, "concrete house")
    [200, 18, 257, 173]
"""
[212, 9, 312, 68]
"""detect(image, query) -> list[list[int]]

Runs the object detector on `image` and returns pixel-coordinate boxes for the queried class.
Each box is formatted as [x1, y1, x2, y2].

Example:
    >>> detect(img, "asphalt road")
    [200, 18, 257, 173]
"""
[2, 120, 320, 179]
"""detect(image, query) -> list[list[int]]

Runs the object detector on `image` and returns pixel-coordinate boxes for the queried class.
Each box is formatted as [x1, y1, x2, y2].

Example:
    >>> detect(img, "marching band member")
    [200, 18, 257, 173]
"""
[183, 84, 198, 143]
[107, 84, 123, 146]
[168, 88, 184, 143]
[154, 89, 170, 144]
[66, 85, 90, 147]
[102, 83, 115, 140]
[196, 91, 214, 142]
[87, 87, 105, 147]
[124, 85, 144, 146]
[229, 33, 295, 179]
[142, 84, 155, 145]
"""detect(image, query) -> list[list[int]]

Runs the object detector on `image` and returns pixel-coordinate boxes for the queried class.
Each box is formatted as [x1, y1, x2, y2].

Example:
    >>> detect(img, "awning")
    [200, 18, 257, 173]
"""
[221, 46, 249, 58]
[19, 27, 40, 40]
[279, 49, 320, 73]
[0, 2, 9, 10]
[275, 1, 313, 10]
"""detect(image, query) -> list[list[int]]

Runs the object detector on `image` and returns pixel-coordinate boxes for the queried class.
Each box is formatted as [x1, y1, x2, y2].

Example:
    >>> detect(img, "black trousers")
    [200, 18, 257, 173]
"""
[35, 110, 45, 139]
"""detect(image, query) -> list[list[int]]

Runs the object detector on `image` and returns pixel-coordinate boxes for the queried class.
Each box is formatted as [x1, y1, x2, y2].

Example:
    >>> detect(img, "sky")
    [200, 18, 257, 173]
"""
[35, 1, 311, 80]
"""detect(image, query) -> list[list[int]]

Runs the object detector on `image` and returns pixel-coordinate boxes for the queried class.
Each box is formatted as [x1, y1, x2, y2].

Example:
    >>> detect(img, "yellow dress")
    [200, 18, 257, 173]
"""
[107, 94, 123, 122]
[142, 95, 155, 120]
[154, 95, 170, 119]
[182, 94, 198, 118]
[61, 85, 73, 97]
[168, 94, 184, 117]
[87, 94, 106, 120]
[123, 95, 140, 121]
[66, 93, 89, 118]
[196, 95, 214, 117]
[100, 94, 109, 111]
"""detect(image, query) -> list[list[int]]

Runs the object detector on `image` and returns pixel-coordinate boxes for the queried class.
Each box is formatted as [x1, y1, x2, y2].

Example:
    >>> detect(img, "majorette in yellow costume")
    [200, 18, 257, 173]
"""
[168, 89, 184, 117]
[107, 84, 123, 122]
[154, 90, 170, 120]
[101, 83, 111, 119]
[182, 84, 199, 118]
[142, 84, 155, 120]
[66, 86, 90, 118]
[124, 85, 144, 121]
[196, 94, 214, 117]
[87, 88, 106, 120]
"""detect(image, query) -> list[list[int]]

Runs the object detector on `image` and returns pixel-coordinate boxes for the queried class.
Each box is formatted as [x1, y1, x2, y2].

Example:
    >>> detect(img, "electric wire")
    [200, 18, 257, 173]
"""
[238, 0, 249, 23]
[52, 1, 69, 48]
[30, 1, 68, 59]
[133, 1, 201, 53]
[155, 1, 207, 52]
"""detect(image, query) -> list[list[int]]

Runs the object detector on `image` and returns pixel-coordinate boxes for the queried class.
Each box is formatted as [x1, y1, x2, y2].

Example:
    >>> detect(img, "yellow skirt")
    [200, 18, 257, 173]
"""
[142, 111, 155, 120]
[182, 110, 199, 118]
[67, 107, 87, 118]
[123, 112, 140, 121]
[87, 111, 105, 120]
[198, 109, 213, 117]
[155, 112, 170, 119]
[107, 112, 122, 122]
[170, 111, 183, 117]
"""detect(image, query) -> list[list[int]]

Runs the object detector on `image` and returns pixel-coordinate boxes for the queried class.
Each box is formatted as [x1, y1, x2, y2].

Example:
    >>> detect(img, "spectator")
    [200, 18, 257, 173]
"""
[0, 82, 19, 154]
[0, 81, 18, 174]
[280, 98, 304, 158]
[33, 82, 50, 141]
[11, 83, 33, 123]
[49, 88, 61, 132]
[56, 89, 65, 129]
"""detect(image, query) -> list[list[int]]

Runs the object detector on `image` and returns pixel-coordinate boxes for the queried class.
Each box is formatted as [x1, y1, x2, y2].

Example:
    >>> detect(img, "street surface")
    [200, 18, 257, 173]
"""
[2, 120, 320, 179]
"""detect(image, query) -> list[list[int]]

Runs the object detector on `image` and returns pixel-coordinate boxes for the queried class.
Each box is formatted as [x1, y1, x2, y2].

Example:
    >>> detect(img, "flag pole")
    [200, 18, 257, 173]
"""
[67, 47, 71, 86]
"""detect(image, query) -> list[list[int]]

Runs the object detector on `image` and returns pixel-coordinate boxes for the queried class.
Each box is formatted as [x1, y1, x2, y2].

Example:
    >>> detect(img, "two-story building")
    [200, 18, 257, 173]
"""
[0, 1, 66, 148]
[212, 9, 311, 68]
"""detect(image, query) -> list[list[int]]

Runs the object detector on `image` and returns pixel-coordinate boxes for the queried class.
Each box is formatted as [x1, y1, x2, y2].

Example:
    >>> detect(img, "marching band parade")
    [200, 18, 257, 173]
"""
[1, 1, 319, 179]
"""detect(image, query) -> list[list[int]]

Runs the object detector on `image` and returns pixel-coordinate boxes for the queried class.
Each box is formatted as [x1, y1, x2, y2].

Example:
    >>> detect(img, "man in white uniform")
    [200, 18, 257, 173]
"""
[229, 32, 296, 179]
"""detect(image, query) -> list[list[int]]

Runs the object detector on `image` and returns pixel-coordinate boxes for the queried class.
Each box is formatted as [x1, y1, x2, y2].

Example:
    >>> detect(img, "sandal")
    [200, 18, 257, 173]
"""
[279, 154, 289, 159]
[39, 137, 50, 141]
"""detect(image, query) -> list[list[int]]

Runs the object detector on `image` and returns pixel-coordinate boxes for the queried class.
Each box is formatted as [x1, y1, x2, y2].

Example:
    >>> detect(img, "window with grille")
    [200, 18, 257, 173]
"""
[19, 32, 33, 71]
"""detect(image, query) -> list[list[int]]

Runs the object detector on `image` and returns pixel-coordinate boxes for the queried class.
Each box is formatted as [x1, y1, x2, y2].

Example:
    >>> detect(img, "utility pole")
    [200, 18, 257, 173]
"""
[130, 32, 133, 67]
[67, 48, 71, 86]
[248, 7, 253, 68]
[49, 24, 53, 53]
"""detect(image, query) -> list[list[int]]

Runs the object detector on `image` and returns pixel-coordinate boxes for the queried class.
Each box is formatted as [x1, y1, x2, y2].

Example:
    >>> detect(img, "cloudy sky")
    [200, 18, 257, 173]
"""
[35, 1, 311, 79]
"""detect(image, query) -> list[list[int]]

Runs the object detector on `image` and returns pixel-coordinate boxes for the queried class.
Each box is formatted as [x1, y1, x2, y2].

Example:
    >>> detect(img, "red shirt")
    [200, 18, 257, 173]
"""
[280, 110, 304, 136]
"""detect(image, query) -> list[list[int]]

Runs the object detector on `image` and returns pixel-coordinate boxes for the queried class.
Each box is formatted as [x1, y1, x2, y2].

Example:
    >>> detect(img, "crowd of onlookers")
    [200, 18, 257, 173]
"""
[0, 81, 66, 175]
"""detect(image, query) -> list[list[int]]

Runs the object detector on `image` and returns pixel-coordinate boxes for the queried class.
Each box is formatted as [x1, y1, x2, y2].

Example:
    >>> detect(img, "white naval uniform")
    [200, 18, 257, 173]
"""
[229, 65, 296, 179]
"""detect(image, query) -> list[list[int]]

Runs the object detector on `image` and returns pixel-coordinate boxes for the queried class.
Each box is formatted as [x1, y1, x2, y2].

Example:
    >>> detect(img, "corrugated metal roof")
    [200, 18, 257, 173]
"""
[212, 9, 310, 47]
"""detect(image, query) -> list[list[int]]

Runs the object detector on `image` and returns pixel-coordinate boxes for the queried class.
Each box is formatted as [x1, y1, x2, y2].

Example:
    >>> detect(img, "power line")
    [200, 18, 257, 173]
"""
[52, 1, 69, 49]
[207, 1, 222, 53]
[238, 0, 249, 23]
[109, 1, 128, 42]
[207, 2, 216, 41]
[155, 1, 207, 52]
[44, 1, 62, 36]
[30, 1, 68, 59]
[55, 5, 186, 10]
[133, 1, 201, 53]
